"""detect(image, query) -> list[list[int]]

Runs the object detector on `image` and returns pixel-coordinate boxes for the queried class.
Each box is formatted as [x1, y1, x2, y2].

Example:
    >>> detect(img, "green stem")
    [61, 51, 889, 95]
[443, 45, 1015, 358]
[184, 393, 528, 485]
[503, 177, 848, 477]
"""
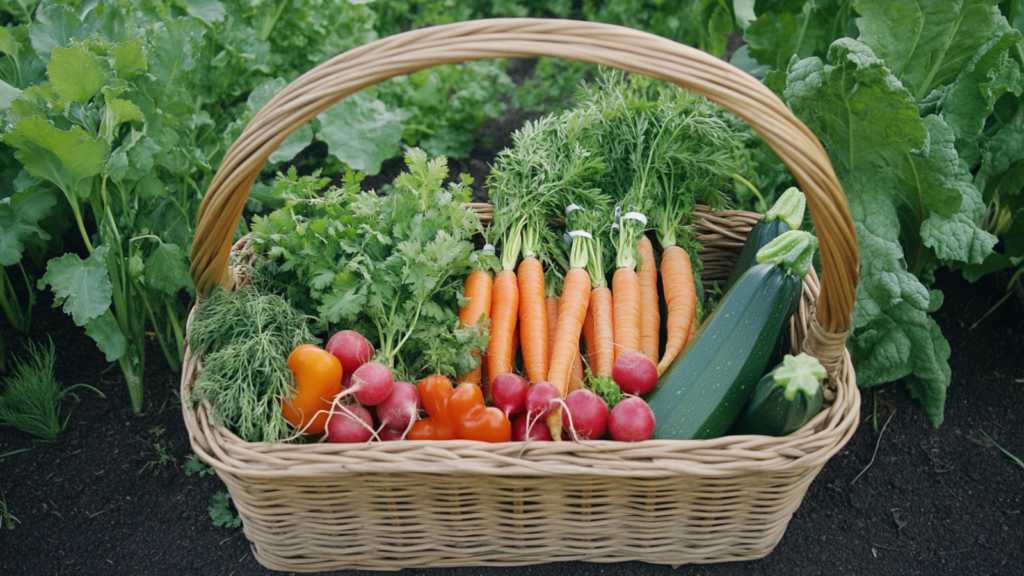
[0, 266, 28, 333]
[143, 294, 178, 373]
[166, 299, 185, 370]
[68, 194, 94, 254]
[389, 299, 423, 362]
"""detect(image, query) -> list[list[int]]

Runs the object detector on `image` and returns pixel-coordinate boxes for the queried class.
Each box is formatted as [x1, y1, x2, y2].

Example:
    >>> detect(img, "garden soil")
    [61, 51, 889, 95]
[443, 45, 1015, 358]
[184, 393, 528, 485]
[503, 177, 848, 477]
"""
[2, 95, 1023, 576]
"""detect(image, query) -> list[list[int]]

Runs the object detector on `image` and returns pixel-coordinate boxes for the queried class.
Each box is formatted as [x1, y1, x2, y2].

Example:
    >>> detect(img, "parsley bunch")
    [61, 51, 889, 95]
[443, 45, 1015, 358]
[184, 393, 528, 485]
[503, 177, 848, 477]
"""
[250, 149, 486, 381]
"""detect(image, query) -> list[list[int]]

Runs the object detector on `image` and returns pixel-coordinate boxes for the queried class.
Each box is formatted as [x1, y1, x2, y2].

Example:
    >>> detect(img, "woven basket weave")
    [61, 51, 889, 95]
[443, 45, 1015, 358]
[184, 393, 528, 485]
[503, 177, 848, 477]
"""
[182, 19, 861, 571]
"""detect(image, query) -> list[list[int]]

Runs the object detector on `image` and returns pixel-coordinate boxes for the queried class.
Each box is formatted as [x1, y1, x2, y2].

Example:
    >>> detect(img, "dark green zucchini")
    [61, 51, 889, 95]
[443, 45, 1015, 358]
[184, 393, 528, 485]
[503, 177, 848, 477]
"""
[731, 353, 826, 437]
[724, 187, 806, 291]
[647, 231, 816, 440]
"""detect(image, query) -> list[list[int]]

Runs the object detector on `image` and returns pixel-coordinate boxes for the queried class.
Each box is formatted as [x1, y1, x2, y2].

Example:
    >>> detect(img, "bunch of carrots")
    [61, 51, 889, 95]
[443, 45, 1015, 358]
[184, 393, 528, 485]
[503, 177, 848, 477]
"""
[454, 71, 742, 439]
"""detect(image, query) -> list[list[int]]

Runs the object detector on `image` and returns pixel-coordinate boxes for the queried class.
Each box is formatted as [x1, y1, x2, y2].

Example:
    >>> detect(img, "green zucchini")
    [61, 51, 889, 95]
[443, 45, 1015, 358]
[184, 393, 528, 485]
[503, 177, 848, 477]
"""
[724, 187, 806, 291]
[731, 353, 826, 437]
[647, 230, 816, 440]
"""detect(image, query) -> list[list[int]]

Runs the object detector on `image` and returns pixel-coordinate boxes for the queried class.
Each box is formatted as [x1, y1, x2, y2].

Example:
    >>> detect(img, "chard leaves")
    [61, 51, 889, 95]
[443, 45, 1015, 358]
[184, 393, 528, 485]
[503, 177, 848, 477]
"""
[785, 39, 997, 426]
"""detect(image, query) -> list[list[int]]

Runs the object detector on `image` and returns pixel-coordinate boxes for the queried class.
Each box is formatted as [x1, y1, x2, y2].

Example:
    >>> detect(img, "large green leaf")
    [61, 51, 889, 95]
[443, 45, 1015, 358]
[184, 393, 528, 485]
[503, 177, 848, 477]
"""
[783, 39, 997, 426]
[38, 245, 112, 326]
[141, 18, 205, 117]
[1, 115, 110, 201]
[48, 44, 107, 104]
[918, 30, 1023, 162]
[0, 78, 20, 113]
[144, 241, 191, 295]
[854, 0, 1011, 102]
[317, 91, 402, 175]
[28, 3, 100, 62]
[746, 0, 855, 71]
[84, 310, 127, 362]
[0, 186, 57, 266]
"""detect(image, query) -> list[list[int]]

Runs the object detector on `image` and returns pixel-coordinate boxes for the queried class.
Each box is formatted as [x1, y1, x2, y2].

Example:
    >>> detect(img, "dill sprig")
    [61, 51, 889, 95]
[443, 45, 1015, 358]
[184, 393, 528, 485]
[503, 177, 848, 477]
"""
[189, 284, 318, 443]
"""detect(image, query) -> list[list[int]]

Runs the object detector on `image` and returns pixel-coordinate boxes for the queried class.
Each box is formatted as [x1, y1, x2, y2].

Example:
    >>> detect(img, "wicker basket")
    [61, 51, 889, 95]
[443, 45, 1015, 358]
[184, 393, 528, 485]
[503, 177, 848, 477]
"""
[182, 19, 860, 571]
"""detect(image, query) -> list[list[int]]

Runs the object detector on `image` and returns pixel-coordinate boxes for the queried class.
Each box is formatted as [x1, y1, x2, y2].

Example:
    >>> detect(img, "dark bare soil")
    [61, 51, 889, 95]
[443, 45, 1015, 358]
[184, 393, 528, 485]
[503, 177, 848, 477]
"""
[2, 88, 1023, 574]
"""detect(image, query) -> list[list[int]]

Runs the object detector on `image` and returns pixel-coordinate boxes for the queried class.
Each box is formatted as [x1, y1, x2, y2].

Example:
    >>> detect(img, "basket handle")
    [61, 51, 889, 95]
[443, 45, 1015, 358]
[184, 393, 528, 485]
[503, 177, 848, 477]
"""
[190, 19, 858, 358]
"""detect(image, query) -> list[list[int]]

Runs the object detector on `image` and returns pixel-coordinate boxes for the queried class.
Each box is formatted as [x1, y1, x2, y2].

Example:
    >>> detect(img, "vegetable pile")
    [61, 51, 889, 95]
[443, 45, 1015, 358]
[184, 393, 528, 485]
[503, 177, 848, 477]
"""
[187, 72, 831, 446]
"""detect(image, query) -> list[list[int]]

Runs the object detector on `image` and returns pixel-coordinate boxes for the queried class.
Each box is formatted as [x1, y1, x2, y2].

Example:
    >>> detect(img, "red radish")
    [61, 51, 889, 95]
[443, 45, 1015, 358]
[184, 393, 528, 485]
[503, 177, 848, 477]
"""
[344, 362, 394, 406]
[326, 404, 374, 443]
[341, 373, 353, 390]
[562, 389, 609, 440]
[525, 382, 560, 419]
[608, 397, 655, 442]
[378, 427, 405, 441]
[376, 381, 421, 431]
[327, 330, 375, 374]
[491, 373, 528, 417]
[612, 351, 658, 396]
[512, 413, 552, 441]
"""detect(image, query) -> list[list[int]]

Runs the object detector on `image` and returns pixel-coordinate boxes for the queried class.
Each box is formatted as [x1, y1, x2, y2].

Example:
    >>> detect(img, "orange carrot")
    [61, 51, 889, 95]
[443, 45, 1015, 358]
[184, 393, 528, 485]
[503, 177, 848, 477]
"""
[456, 270, 492, 385]
[586, 287, 615, 377]
[549, 293, 583, 393]
[657, 245, 697, 375]
[511, 320, 520, 373]
[517, 257, 548, 383]
[546, 267, 591, 438]
[688, 307, 697, 342]
[487, 269, 519, 382]
[612, 268, 641, 360]
[569, 342, 584, 393]
[638, 236, 660, 365]
[546, 295, 559, 364]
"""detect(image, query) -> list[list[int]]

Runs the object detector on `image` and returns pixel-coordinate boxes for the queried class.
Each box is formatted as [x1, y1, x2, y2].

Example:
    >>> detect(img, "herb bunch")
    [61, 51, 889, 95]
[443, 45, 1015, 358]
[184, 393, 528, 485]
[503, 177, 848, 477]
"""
[250, 149, 486, 381]
[189, 284, 318, 443]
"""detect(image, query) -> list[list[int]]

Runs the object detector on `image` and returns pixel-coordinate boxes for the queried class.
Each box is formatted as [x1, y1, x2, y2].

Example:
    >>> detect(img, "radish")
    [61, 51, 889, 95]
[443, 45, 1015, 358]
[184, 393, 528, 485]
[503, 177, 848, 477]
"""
[512, 413, 552, 441]
[341, 373, 352, 390]
[525, 382, 560, 419]
[378, 427, 405, 441]
[326, 404, 374, 443]
[608, 397, 655, 442]
[344, 362, 394, 406]
[612, 351, 658, 396]
[376, 381, 421, 432]
[491, 373, 528, 417]
[562, 389, 609, 440]
[327, 330, 375, 375]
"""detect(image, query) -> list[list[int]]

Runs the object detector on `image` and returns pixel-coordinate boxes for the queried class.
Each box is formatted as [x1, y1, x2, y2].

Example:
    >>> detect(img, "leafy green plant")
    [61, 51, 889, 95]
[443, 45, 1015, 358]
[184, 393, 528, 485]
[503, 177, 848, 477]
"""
[138, 426, 177, 475]
[188, 282, 318, 443]
[0, 339, 104, 442]
[250, 150, 488, 381]
[209, 492, 241, 529]
[732, 0, 1024, 427]
[183, 454, 215, 478]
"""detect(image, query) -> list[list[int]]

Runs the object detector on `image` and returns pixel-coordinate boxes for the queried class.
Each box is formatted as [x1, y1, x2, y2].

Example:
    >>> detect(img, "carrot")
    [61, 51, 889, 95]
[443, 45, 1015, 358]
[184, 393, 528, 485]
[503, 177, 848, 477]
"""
[456, 269, 492, 385]
[610, 207, 647, 361]
[638, 236, 660, 365]
[569, 342, 584, 393]
[612, 268, 640, 360]
[546, 266, 591, 438]
[657, 245, 697, 375]
[586, 287, 615, 376]
[487, 220, 525, 387]
[511, 320, 520, 373]
[517, 257, 548, 383]
[546, 295, 559, 363]
[549, 290, 583, 393]
[487, 269, 519, 382]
